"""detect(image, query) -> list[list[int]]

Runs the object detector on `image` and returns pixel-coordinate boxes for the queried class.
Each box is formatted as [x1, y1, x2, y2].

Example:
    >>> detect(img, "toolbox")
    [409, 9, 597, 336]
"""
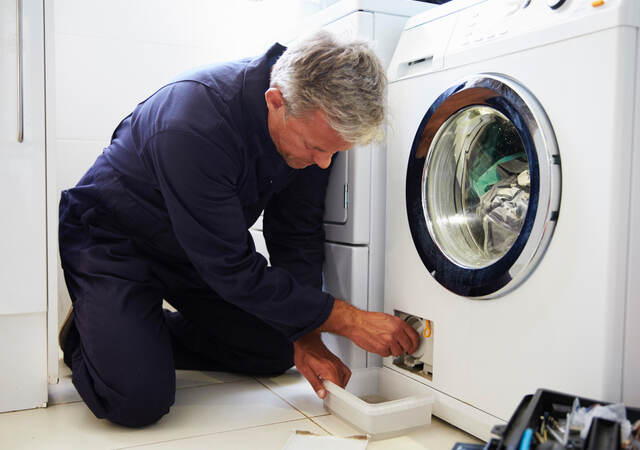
[454, 388, 640, 450]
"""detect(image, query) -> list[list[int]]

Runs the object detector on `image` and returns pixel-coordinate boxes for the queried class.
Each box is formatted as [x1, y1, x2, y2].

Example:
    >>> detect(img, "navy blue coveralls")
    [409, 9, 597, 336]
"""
[58, 43, 335, 427]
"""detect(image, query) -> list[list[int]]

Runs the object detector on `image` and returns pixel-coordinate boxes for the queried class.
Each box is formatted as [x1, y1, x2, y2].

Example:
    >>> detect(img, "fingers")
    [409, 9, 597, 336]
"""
[293, 334, 352, 398]
[346, 311, 424, 357]
[389, 341, 404, 357]
[339, 365, 352, 388]
[297, 364, 327, 399]
[373, 314, 422, 357]
[400, 320, 421, 354]
[318, 357, 351, 390]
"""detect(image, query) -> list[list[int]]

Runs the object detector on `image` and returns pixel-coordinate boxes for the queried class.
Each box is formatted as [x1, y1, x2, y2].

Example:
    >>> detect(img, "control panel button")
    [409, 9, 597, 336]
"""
[592, 0, 604, 6]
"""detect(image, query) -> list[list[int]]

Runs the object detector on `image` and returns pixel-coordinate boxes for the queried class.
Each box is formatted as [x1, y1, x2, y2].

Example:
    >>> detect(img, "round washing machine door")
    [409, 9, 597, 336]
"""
[406, 74, 562, 298]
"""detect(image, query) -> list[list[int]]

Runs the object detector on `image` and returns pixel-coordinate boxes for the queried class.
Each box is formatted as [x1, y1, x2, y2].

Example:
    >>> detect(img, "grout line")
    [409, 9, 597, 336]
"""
[253, 376, 331, 419]
[111, 417, 316, 450]
[253, 377, 312, 418]
[174, 377, 250, 392]
[253, 376, 333, 436]
[307, 416, 334, 436]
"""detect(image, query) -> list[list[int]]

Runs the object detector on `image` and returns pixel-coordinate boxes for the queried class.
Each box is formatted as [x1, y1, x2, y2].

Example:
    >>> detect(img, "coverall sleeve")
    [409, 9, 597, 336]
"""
[263, 164, 331, 290]
[141, 130, 334, 341]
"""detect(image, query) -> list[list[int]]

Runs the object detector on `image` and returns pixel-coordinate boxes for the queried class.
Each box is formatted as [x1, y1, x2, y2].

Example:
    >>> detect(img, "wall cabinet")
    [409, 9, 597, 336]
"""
[0, 0, 48, 412]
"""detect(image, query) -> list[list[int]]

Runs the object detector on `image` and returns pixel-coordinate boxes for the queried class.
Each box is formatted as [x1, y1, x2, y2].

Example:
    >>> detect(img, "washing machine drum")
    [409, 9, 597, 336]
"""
[406, 74, 561, 298]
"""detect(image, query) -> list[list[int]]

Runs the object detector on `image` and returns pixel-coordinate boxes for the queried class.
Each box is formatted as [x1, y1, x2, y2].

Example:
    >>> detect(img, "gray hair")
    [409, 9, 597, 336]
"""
[270, 30, 387, 145]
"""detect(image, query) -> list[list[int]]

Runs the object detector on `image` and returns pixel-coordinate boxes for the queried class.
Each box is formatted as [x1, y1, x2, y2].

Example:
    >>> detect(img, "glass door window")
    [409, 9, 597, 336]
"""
[425, 105, 529, 269]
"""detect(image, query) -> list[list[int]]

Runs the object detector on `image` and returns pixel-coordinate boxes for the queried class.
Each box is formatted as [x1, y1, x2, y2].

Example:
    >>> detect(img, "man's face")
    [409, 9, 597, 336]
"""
[266, 88, 352, 169]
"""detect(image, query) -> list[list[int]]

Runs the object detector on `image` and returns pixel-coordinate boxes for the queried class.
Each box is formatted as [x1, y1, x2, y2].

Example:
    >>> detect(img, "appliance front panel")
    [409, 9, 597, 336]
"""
[384, 27, 635, 421]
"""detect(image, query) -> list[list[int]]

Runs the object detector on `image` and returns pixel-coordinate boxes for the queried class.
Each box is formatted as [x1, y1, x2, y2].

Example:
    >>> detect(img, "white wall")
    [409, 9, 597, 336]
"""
[53, 0, 332, 190]
[48, 0, 336, 381]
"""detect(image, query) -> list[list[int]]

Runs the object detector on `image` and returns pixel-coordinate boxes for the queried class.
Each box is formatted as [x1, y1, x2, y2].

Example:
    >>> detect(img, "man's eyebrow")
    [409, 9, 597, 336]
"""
[310, 143, 329, 152]
[304, 138, 329, 153]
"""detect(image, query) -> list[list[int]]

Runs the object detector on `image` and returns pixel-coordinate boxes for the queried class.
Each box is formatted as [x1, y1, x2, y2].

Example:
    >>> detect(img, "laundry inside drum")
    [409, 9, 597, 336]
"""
[423, 105, 530, 269]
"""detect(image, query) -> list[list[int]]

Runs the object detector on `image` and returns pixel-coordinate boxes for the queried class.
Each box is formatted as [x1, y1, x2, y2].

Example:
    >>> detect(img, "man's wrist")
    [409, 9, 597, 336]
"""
[317, 299, 358, 337]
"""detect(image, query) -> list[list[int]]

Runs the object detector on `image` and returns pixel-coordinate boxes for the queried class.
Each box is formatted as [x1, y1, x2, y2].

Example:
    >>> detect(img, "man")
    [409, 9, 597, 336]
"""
[59, 31, 419, 428]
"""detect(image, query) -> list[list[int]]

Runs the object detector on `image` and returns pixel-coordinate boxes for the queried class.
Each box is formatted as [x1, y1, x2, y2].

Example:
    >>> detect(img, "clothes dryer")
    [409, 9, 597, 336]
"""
[250, 0, 434, 369]
[385, 0, 640, 440]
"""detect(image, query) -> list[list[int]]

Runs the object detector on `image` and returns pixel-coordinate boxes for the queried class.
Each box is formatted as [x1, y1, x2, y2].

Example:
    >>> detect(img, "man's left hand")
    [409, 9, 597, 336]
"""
[293, 331, 351, 399]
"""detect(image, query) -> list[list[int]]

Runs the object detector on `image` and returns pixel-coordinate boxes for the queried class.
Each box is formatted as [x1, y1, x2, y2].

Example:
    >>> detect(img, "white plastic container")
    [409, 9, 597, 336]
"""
[323, 367, 434, 437]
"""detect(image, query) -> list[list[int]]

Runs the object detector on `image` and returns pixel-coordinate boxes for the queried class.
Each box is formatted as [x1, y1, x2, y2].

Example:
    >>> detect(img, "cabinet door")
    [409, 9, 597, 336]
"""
[0, 0, 48, 412]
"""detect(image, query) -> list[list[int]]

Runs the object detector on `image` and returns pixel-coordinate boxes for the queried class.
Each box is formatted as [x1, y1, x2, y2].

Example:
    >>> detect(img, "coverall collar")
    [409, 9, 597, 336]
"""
[241, 43, 286, 142]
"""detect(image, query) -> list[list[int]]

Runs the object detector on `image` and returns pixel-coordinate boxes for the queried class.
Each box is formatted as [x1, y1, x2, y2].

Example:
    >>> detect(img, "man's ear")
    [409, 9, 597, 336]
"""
[265, 87, 285, 112]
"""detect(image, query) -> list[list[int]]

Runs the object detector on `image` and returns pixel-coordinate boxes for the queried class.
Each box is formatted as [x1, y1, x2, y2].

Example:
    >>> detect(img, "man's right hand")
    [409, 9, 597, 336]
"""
[318, 299, 420, 357]
[293, 331, 351, 399]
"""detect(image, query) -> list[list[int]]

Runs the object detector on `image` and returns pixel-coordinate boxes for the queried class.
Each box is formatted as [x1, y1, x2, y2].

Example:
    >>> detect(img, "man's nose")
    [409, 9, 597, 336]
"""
[314, 152, 333, 169]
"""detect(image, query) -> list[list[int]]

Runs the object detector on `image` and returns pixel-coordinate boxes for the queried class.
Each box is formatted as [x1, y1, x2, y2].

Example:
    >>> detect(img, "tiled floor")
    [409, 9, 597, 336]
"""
[0, 365, 482, 449]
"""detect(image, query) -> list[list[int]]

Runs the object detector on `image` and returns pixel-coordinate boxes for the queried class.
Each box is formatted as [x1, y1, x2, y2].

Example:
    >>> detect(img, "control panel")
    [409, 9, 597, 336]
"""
[447, 0, 624, 53]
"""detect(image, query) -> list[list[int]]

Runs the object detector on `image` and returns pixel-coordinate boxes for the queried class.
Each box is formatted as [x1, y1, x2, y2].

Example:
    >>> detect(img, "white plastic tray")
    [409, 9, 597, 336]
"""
[323, 367, 434, 437]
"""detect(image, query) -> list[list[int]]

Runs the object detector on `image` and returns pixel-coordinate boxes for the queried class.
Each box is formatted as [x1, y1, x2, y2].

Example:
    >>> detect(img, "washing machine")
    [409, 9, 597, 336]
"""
[250, 0, 434, 370]
[385, 0, 640, 440]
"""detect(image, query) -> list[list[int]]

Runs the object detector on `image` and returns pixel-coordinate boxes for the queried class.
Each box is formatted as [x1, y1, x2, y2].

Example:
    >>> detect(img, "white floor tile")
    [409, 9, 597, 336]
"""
[311, 415, 483, 449]
[0, 379, 303, 450]
[257, 369, 329, 418]
[117, 418, 327, 450]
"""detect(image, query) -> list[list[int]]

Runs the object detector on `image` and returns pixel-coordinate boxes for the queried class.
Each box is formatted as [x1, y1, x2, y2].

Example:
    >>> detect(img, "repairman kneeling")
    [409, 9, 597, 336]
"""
[58, 31, 419, 428]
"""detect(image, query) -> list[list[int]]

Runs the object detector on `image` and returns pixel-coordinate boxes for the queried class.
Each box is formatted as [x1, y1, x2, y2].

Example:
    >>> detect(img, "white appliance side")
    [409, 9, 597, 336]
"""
[0, 314, 48, 412]
[322, 243, 369, 368]
[385, 26, 636, 426]
[370, 13, 417, 69]
[365, 122, 387, 368]
[0, 0, 48, 412]
[324, 151, 350, 226]
[623, 27, 640, 408]
[278, 0, 433, 44]
[249, 226, 370, 369]
[324, 145, 372, 244]
[321, 11, 374, 245]
[44, 0, 61, 385]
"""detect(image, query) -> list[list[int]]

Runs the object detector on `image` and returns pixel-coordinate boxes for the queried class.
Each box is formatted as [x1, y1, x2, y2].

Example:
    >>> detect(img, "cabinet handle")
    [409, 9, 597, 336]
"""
[16, 0, 23, 143]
